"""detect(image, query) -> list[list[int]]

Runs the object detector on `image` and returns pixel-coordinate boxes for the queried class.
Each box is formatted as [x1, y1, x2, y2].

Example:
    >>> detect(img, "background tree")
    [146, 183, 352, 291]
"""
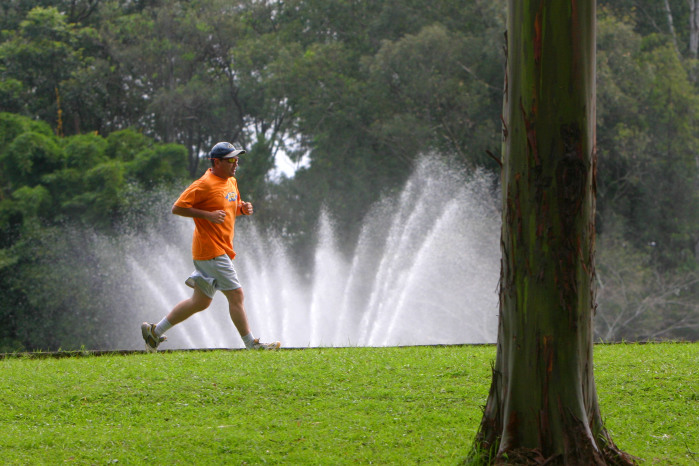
[469, 1, 635, 463]
[595, 11, 699, 339]
[269, 0, 505, 251]
[598, 0, 699, 66]
[0, 6, 99, 132]
[595, 229, 699, 341]
[0, 113, 190, 351]
[98, 3, 218, 173]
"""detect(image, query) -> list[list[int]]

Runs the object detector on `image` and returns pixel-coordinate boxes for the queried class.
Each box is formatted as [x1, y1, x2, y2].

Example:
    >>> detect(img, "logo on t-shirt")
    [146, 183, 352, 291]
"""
[225, 191, 237, 202]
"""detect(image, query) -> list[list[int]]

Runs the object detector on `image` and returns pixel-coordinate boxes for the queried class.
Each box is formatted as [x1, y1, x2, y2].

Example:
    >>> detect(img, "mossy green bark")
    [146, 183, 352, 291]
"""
[470, 1, 635, 464]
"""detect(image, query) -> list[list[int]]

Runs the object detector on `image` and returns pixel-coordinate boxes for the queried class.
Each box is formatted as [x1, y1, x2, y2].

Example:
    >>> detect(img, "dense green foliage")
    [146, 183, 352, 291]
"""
[1, 344, 697, 464]
[0, 1, 697, 350]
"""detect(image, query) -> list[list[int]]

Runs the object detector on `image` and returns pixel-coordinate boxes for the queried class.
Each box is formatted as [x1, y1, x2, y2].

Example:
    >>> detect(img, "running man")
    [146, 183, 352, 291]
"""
[141, 142, 280, 352]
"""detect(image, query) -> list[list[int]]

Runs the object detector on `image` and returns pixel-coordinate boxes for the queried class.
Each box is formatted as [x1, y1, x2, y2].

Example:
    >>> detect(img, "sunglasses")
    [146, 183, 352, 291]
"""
[222, 157, 239, 164]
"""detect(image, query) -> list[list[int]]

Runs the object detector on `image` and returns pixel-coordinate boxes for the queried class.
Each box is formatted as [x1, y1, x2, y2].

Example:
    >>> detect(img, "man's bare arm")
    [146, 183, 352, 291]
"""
[172, 205, 226, 224]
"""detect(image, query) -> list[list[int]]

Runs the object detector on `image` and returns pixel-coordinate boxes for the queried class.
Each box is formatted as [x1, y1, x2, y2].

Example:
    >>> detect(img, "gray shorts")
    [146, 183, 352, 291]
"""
[184, 254, 241, 298]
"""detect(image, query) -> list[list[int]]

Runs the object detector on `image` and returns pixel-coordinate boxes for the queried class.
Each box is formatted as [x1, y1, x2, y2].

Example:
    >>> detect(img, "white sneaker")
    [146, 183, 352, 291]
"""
[141, 322, 167, 353]
[249, 338, 281, 350]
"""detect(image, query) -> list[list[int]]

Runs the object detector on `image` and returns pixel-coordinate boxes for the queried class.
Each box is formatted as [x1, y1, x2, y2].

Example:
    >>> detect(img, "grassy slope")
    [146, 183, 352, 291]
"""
[0, 343, 696, 465]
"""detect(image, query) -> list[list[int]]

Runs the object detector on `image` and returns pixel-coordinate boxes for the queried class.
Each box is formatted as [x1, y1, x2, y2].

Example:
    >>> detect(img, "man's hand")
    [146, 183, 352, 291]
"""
[208, 210, 227, 224]
[241, 202, 254, 215]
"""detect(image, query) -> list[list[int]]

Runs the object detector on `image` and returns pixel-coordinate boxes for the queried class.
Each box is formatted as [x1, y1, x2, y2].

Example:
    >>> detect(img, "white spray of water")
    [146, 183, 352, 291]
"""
[108, 157, 501, 349]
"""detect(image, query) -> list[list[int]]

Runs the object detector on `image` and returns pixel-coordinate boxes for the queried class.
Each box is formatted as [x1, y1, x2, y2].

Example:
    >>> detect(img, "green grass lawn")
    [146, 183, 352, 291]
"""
[1, 343, 697, 465]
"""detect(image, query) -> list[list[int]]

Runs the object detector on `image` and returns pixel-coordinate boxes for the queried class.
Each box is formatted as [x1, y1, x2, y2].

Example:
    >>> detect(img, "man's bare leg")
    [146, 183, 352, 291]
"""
[166, 285, 213, 325]
[221, 287, 251, 337]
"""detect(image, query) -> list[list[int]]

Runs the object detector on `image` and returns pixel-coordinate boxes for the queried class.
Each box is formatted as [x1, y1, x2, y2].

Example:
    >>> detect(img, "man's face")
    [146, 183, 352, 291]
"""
[214, 156, 239, 177]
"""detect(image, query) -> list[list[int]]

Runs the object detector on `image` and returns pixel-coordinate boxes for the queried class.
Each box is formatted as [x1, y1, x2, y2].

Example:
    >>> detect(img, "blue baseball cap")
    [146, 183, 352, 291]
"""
[209, 142, 246, 159]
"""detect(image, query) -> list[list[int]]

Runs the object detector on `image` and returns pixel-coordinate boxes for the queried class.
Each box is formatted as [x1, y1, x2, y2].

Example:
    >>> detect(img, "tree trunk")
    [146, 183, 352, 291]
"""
[663, 0, 680, 56]
[690, 0, 699, 58]
[468, 1, 635, 464]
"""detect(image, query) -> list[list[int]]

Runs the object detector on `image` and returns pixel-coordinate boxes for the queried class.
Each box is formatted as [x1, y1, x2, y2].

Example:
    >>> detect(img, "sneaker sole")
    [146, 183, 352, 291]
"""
[141, 322, 162, 351]
[255, 341, 281, 350]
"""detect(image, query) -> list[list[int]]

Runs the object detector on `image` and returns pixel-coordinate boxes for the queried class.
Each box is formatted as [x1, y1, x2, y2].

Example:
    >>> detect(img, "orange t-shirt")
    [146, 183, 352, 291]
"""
[174, 169, 245, 260]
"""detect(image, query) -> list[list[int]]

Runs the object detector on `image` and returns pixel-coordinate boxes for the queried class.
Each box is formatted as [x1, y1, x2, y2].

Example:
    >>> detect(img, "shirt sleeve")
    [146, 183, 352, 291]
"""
[174, 182, 199, 208]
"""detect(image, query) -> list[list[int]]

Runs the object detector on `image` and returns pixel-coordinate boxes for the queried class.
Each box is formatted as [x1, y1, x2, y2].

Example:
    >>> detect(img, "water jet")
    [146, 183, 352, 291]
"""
[110, 157, 500, 349]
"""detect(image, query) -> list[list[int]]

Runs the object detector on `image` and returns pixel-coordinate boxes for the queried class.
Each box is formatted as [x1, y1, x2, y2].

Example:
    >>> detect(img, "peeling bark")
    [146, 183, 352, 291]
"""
[468, 1, 636, 464]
